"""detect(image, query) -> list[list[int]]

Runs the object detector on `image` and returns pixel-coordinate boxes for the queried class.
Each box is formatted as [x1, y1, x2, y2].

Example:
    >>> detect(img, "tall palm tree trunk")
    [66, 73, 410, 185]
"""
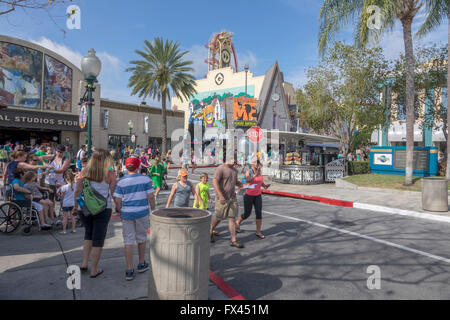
[446, 8, 450, 180]
[161, 90, 168, 156]
[402, 17, 415, 185]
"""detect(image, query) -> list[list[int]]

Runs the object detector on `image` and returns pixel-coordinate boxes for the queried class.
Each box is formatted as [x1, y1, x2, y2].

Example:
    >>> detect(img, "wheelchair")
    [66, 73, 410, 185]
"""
[0, 185, 44, 236]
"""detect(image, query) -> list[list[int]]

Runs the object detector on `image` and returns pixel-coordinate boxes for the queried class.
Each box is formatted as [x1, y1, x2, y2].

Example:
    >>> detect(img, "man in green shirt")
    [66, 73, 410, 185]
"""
[35, 145, 48, 166]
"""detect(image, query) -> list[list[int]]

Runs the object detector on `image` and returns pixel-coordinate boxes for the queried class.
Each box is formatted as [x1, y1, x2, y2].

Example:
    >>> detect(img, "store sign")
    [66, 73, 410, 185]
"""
[0, 108, 84, 131]
[233, 97, 258, 126]
[374, 153, 392, 166]
[103, 109, 109, 130]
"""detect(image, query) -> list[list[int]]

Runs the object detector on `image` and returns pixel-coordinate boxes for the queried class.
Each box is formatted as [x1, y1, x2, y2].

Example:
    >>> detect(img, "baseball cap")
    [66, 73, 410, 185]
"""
[178, 169, 188, 177]
[125, 156, 141, 171]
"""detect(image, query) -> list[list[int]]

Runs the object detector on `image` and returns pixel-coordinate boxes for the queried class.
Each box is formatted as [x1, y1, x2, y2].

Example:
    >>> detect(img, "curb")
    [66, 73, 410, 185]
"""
[261, 189, 450, 224]
[169, 165, 219, 170]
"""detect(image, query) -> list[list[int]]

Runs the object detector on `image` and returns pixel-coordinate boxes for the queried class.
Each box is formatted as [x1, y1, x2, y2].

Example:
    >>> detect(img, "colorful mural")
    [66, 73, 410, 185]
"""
[0, 41, 42, 109]
[188, 85, 255, 128]
[43, 55, 72, 112]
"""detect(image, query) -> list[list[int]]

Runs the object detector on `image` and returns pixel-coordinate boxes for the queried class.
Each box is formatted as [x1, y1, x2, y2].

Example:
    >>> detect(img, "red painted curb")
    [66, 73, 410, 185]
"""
[209, 270, 246, 300]
[111, 214, 245, 299]
[262, 189, 354, 208]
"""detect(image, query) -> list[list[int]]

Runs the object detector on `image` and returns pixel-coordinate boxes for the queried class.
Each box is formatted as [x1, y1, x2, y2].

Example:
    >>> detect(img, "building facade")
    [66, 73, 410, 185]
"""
[0, 35, 184, 154]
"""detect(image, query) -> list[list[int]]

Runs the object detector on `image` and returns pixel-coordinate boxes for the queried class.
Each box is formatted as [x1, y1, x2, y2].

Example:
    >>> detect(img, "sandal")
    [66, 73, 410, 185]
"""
[90, 269, 104, 278]
[256, 233, 265, 239]
[230, 240, 244, 248]
[212, 231, 220, 236]
[80, 266, 88, 272]
[210, 233, 215, 243]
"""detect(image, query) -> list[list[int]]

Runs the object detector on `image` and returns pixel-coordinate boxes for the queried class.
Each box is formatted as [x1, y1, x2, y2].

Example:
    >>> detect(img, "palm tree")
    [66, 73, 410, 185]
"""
[319, 0, 423, 185]
[126, 37, 197, 156]
[416, 0, 449, 179]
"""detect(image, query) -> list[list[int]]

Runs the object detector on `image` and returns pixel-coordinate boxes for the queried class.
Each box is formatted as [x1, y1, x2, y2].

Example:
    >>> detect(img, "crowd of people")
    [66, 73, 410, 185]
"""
[1, 141, 269, 281]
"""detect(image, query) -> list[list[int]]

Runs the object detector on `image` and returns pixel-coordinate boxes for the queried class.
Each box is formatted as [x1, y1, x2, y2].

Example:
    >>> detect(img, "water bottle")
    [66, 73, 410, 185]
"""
[49, 169, 55, 182]
[37, 169, 42, 180]
[76, 196, 85, 208]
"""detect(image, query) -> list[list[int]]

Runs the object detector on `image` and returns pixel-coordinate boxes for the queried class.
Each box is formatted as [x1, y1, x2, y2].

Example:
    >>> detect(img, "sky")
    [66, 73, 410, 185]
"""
[0, 0, 447, 107]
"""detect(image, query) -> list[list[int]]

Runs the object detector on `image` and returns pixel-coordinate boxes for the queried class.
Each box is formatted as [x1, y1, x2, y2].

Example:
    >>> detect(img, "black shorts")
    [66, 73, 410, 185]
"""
[79, 208, 112, 247]
[241, 194, 263, 220]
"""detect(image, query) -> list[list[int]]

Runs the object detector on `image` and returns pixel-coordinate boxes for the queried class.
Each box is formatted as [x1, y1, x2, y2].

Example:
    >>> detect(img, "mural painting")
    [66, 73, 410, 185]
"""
[232, 97, 258, 126]
[43, 55, 72, 112]
[189, 85, 255, 128]
[0, 41, 42, 109]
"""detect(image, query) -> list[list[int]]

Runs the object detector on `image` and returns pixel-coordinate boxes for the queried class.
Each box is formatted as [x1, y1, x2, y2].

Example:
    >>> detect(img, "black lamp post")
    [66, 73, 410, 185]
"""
[81, 48, 102, 158]
[244, 64, 249, 97]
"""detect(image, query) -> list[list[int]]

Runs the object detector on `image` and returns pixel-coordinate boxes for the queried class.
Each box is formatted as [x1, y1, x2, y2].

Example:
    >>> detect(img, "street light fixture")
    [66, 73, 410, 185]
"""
[244, 64, 249, 98]
[81, 48, 102, 158]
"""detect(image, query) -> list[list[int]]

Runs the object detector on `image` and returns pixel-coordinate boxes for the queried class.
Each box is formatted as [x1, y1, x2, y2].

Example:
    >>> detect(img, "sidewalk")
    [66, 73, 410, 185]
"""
[263, 177, 450, 224]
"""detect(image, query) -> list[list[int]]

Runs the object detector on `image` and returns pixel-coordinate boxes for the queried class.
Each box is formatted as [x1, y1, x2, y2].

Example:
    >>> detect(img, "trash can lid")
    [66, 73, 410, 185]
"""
[152, 208, 209, 219]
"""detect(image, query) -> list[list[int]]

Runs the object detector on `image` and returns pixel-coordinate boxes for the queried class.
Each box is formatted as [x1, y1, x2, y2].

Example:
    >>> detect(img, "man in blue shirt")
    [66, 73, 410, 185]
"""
[113, 156, 156, 281]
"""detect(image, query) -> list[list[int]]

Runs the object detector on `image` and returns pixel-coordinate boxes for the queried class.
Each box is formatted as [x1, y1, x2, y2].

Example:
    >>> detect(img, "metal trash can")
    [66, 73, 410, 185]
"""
[148, 208, 211, 300]
[422, 177, 449, 212]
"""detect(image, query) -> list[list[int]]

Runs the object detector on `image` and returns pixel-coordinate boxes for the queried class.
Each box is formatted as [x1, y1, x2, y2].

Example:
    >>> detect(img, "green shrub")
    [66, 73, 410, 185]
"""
[348, 160, 370, 175]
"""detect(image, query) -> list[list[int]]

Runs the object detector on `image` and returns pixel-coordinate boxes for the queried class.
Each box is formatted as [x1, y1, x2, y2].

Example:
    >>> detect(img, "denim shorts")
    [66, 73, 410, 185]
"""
[62, 206, 74, 212]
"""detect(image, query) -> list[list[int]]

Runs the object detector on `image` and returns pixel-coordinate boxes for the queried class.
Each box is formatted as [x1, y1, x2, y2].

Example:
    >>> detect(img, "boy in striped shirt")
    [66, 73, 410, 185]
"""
[114, 156, 156, 281]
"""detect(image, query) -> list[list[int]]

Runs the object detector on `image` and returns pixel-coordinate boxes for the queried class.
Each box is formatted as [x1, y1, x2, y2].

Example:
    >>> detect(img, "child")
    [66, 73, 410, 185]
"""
[13, 168, 51, 230]
[166, 169, 204, 208]
[58, 170, 76, 234]
[23, 171, 55, 224]
[193, 173, 212, 210]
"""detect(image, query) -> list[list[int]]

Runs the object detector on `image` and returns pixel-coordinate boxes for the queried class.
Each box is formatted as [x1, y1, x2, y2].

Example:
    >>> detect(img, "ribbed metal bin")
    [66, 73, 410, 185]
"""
[422, 178, 448, 212]
[148, 208, 211, 300]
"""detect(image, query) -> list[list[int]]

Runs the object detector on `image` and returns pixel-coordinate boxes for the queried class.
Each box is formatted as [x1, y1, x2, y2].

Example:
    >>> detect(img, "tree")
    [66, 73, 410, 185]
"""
[416, 0, 450, 178]
[0, 0, 75, 35]
[296, 42, 387, 157]
[126, 38, 197, 156]
[319, 0, 423, 185]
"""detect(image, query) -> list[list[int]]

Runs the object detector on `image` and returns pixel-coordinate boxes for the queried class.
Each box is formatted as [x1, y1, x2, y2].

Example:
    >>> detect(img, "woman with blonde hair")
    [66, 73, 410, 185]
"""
[73, 149, 117, 278]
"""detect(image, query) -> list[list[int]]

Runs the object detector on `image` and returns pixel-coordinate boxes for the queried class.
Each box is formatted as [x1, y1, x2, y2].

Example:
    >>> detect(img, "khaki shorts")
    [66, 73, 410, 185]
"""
[122, 215, 150, 246]
[214, 196, 238, 221]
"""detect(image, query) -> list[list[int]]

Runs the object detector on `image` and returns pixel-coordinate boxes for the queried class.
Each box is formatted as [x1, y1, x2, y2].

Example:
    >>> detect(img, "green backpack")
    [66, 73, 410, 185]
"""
[81, 178, 108, 216]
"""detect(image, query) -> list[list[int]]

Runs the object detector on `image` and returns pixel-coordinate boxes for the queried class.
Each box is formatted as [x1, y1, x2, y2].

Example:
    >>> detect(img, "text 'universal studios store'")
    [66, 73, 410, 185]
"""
[0, 35, 185, 152]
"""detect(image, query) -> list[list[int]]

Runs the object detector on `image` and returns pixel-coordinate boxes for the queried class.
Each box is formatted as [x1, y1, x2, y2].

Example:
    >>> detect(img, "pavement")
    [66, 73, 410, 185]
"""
[2, 165, 450, 300]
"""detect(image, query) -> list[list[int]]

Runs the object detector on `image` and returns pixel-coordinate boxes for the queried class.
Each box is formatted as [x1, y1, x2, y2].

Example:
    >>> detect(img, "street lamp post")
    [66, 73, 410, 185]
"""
[81, 48, 102, 158]
[244, 64, 249, 97]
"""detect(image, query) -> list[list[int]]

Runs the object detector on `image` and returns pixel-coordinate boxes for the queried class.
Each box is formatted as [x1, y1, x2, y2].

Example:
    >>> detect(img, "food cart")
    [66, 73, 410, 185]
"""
[264, 131, 341, 185]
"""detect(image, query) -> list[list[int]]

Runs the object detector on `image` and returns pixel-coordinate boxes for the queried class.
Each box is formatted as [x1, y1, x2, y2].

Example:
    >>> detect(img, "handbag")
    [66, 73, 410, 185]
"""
[81, 178, 108, 216]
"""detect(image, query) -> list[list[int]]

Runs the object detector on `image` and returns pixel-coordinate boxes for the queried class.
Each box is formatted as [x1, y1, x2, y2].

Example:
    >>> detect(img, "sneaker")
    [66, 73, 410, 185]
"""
[125, 269, 135, 281]
[137, 261, 149, 273]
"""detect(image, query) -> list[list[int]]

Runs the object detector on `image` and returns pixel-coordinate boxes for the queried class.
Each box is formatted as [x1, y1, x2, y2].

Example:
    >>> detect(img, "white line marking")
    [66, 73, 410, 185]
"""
[262, 210, 450, 264]
[354, 202, 450, 224]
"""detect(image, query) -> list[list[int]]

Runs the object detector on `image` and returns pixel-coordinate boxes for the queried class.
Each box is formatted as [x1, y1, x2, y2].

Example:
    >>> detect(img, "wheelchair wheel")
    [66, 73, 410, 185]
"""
[0, 202, 22, 233]
[21, 225, 33, 236]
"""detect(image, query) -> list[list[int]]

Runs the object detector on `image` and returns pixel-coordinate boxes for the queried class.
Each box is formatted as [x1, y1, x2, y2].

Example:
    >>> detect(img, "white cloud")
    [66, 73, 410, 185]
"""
[184, 44, 208, 79]
[30, 37, 83, 68]
[238, 51, 259, 71]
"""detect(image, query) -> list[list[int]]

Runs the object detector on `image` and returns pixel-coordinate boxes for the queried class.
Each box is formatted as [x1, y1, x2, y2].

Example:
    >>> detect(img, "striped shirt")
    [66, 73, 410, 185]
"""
[113, 173, 154, 220]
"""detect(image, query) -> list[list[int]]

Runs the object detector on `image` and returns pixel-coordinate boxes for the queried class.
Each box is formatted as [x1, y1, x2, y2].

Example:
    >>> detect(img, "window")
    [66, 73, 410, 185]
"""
[442, 87, 448, 111]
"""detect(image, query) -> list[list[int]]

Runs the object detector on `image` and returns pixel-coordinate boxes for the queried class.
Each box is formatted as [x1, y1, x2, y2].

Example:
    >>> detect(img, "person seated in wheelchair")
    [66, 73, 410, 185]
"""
[11, 168, 52, 230]
[23, 171, 55, 226]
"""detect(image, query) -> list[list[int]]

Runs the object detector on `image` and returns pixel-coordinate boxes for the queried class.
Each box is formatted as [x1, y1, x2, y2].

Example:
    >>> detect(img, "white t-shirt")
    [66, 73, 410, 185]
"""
[59, 183, 75, 207]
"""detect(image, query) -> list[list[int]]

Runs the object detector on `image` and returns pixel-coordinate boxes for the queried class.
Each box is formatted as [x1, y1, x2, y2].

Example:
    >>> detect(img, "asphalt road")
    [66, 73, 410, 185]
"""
[2, 166, 450, 300]
[171, 167, 450, 300]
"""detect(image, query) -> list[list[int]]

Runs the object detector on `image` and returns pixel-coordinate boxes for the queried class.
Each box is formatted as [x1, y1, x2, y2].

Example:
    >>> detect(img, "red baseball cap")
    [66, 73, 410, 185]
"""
[125, 157, 141, 171]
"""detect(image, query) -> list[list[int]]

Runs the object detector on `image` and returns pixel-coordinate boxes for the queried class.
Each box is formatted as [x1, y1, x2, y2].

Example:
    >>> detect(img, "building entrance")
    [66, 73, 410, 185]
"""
[0, 128, 61, 146]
